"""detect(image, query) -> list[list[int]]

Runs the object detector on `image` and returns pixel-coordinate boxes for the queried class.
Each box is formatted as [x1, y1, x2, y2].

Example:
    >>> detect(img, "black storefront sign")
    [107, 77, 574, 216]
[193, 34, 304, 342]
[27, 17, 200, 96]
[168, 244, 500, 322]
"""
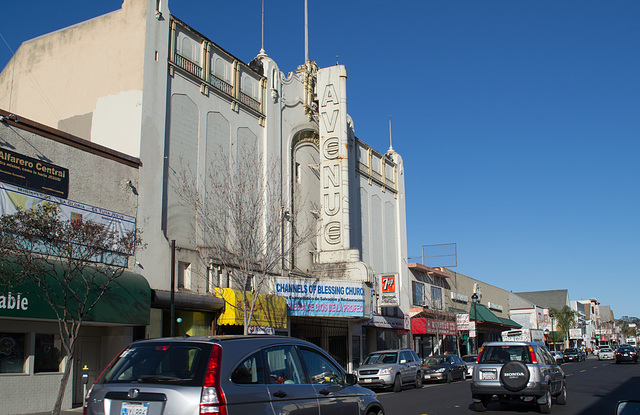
[0, 149, 69, 198]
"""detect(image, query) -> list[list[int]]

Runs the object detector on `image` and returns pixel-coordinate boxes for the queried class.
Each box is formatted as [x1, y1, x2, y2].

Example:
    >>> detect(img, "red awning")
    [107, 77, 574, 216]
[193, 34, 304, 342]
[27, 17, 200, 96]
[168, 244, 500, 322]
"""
[412, 317, 457, 336]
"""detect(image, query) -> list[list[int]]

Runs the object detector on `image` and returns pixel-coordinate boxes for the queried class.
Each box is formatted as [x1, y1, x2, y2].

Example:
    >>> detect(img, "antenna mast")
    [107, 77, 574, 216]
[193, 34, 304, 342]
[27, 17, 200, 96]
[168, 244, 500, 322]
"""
[388, 115, 394, 151]
[260, 0, 266, 54]
[304, 0, 309, 62]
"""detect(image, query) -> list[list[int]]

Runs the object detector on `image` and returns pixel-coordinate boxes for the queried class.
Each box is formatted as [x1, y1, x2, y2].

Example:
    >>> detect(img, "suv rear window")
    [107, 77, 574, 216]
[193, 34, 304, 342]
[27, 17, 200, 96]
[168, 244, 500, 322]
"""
[363, 352, 397, 364]
[478, 345, 533, 364]
[100, 342, 211, 386]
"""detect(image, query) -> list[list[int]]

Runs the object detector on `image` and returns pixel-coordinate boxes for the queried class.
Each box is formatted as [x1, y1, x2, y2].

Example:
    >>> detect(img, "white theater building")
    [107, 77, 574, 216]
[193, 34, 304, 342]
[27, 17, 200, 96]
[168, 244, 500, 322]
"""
[0, 0, 411, 409]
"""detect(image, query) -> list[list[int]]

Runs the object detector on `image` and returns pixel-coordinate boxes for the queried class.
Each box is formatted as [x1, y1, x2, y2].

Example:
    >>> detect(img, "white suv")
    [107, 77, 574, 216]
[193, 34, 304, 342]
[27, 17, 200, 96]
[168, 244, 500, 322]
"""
[357, 349, 423, 392]
[470, 341, 567, 413]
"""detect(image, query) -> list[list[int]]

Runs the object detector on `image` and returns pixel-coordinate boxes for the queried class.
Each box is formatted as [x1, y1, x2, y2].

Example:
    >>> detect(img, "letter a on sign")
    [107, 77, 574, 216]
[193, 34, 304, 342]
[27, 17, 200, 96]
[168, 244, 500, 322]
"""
[381, 275, 396, 293]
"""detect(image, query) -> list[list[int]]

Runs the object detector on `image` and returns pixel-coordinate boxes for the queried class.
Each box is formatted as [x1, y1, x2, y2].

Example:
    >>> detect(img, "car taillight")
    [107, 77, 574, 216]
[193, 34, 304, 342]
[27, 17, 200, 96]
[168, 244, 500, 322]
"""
[200, 344, 226, 415]
[528, 346, 537, 364]
[476, 346, 484, 363]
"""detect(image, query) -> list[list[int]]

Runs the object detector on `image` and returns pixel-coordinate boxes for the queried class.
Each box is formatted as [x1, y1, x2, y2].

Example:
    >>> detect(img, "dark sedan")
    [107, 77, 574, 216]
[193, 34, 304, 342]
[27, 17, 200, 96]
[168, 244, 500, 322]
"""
[615, 345, 638, 364]
[422, 354, 467, 383]
[563, 348, 585, 362]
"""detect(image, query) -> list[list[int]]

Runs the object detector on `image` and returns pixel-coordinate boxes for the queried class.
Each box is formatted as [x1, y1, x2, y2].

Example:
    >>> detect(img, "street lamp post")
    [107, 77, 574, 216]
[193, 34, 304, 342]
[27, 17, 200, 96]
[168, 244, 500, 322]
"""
[471, 293, 479, 353]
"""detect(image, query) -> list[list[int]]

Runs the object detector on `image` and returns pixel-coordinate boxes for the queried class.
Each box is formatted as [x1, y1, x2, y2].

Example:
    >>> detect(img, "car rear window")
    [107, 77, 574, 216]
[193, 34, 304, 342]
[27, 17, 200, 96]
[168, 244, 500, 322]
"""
[100, 342, 211, 386]
[363, 352, 397, 365]
[479, 346, 533, 364]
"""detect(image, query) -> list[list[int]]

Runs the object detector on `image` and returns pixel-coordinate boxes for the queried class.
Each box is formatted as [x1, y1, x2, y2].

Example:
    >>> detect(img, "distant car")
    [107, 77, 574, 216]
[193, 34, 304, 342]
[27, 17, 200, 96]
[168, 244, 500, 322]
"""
[563, 348, 585, 362]
[598, 347, 615, 360]
[84, 335, 385, 415]
[615, 345, 638, 364]
[462, 354, 479, 377]
[422, 354, 467, 383]
[357, 348, 423, 391]
[550, 351, 563, 365]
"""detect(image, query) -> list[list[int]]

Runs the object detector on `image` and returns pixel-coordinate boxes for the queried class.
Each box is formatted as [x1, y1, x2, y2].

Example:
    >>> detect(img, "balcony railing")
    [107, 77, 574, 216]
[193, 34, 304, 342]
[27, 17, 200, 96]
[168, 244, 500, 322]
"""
[175, 54, 202, 78]
[211, 74, 233, 97]
[240, 92, 261, 113]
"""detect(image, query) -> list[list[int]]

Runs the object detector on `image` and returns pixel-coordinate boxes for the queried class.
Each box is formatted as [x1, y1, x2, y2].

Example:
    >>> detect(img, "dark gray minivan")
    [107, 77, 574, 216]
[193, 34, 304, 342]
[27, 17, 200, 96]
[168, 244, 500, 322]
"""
[84, 336, 384, 415]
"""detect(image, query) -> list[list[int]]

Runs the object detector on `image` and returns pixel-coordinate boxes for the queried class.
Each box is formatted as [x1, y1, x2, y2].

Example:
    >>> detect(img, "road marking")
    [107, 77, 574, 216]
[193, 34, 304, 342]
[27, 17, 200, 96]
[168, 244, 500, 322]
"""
[580, 370, 586, 373]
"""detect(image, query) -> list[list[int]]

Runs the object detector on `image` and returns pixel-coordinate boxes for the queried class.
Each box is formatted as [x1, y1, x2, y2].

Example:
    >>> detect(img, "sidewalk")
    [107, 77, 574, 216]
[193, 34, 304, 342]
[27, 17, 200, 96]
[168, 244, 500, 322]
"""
[28, 407, 83, 415]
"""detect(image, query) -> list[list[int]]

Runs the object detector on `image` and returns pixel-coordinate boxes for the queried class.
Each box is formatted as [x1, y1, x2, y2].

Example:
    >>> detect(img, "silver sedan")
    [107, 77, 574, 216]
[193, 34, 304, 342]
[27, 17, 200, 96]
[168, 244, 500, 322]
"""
[598, 347, 615, 360]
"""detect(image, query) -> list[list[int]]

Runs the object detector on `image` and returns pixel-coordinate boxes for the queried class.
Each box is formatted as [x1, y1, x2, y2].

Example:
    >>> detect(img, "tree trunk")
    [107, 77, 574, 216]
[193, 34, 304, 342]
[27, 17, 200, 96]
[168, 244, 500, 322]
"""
[53, 353, 74, 415]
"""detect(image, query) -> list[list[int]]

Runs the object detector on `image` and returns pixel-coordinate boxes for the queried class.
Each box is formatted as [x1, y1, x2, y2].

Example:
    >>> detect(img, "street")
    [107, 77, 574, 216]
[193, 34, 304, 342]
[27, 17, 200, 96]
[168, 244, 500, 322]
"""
[377, 356, 640, 415]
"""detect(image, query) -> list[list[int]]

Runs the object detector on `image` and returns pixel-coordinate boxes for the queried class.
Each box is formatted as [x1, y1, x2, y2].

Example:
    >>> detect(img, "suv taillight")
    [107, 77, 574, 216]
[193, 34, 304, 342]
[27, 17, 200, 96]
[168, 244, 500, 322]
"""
[527, 345, 537, 364]
[476, 346, 484, 363]
[201, 344, 226, 415]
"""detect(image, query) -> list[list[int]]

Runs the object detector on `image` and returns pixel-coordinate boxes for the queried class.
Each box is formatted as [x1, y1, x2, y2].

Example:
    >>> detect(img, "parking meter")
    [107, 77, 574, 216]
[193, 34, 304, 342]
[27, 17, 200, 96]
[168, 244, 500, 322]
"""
[82, 365, 89, 398]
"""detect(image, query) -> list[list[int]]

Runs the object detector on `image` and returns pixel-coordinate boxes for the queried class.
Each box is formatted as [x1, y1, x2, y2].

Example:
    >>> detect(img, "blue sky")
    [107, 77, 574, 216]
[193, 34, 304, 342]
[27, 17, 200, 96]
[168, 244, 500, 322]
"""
[1, 1, 638, 318]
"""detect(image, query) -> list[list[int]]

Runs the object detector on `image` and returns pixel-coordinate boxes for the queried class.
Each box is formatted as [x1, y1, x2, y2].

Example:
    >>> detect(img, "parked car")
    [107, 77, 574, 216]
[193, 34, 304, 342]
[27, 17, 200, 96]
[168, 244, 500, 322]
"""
[615, 345, 638, 364]
[470, 341, 566, 413]
[598, 347, 615, 360]
[357, 348, 422, 392]
[462, 354, 479, 377]
[550, 351, 563, 365]
[563, 348, 585, 362]
[422, 354, 467, 383]
[84, 336, 385, 415]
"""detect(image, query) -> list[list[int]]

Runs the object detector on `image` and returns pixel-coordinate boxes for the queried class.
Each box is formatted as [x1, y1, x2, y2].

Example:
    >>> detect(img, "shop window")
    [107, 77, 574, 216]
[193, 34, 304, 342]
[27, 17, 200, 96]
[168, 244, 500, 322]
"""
[0, 332, 25, 373]
[431, 286, 443, 310]
[412, 281, 425, 306]
[35, 333, 63, 373]
[178, 261, 191, 290]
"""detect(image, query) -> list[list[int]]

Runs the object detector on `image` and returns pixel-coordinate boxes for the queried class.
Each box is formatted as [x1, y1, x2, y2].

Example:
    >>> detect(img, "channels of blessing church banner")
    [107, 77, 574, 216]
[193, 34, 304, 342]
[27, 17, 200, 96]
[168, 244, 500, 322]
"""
[275, 278, 365, 317]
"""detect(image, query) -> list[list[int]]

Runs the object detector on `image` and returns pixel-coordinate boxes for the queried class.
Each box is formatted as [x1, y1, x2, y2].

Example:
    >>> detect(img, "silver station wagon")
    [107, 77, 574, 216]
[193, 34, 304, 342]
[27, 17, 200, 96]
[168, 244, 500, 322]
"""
[84, 335, 385, 415]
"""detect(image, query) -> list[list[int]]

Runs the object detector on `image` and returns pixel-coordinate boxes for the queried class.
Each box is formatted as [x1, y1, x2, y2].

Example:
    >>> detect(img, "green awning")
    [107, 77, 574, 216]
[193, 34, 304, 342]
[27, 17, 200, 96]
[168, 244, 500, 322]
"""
[0, 265, 150, 325]
[498, 317, 522, 329]
[470, 303, 504, 325]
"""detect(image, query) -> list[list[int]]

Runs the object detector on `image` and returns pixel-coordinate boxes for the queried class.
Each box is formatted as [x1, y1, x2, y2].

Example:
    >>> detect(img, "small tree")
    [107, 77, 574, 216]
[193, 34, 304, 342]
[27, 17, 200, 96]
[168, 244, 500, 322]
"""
[172, 143, 315, 335]
[549, 306, 578, 347]
[0, 203, 143, 415]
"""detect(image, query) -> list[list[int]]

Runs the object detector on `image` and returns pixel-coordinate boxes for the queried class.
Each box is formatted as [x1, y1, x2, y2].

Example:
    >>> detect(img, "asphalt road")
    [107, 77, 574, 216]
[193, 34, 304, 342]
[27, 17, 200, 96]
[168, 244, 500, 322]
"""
[376, 356, 640, 415]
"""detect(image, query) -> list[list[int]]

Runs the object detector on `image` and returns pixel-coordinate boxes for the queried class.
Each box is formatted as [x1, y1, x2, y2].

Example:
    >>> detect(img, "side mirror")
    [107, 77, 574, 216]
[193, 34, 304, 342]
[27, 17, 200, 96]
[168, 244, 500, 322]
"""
[617, 400, 640, 415]
[345, 373, 357, 386]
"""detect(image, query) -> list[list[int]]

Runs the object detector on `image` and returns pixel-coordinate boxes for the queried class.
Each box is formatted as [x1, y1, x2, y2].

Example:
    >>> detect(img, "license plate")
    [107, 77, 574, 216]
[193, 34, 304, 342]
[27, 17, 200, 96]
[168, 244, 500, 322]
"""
[481, 371, 496, 380]
[121, 402, 148, 415]
[364, 378, 372, 383]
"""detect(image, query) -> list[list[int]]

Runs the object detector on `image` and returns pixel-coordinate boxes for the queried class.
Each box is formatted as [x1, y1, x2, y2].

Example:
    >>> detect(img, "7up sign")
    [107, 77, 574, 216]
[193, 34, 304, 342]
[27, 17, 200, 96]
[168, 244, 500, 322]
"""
[379, 274, 398, 307]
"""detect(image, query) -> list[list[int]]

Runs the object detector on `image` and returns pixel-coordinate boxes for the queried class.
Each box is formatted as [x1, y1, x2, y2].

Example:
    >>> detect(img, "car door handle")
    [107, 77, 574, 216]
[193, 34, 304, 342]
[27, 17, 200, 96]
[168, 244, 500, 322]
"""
[319, 389, 331, 396]
[273, 391, 287, 398]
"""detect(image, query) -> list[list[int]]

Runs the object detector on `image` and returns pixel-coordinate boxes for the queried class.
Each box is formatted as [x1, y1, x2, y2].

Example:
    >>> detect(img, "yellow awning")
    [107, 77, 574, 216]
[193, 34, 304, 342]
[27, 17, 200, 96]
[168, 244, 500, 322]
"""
[215, 288, 287, 329]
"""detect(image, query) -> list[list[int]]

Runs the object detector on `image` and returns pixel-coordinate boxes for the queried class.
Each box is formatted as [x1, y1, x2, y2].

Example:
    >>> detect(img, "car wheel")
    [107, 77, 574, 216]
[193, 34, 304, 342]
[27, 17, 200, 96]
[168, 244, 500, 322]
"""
[446, 371, 452, 383]
[539, 391, 552, 414]
[500, 361, 530, 392]
[415, 373, 423, 389]
[473, 396, 489, 412]
[556, 381, 567, 405]
[366, 408, 384, 415]
[393, 374, 402, 392]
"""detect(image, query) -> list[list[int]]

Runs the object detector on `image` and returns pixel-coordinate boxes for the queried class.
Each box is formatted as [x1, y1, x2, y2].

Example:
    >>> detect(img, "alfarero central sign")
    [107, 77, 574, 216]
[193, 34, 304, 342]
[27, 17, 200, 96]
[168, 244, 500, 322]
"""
[0, 148, 69, 198]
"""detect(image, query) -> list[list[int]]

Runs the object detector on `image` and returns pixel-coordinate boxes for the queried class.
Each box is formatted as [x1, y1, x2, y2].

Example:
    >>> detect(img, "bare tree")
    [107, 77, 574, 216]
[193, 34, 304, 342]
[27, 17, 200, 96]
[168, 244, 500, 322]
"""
[0, 203, 143, 415]
[172, 142, 315, 335]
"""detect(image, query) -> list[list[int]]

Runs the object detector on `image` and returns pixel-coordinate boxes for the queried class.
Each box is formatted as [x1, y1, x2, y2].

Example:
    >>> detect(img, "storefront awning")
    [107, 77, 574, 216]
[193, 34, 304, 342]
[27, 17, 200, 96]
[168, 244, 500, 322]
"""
[215, 288, 287, 329]
[0, 265, 151, 325]
[411, 317, 457, 336]
[470, 304, 521, 329]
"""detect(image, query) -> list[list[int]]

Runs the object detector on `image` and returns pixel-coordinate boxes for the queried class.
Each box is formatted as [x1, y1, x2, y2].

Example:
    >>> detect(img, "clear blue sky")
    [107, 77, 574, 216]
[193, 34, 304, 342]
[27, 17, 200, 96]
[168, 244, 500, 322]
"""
[1, 1, 638, 318]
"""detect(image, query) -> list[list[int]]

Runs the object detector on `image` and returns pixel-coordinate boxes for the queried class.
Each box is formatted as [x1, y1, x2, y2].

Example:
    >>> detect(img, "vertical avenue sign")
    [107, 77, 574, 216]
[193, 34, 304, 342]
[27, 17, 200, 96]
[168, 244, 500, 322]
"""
[318, 66, 349, 253]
